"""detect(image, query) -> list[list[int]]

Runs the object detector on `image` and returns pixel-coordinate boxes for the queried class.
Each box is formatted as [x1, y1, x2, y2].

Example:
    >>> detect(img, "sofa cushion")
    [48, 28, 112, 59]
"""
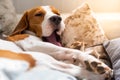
[103, 38, 120, 79]
[0, 0, 18, 35]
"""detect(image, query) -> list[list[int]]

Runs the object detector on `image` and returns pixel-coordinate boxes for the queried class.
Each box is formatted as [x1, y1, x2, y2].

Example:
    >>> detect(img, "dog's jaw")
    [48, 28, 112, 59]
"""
[41, 6, 65, 46]
[41, 6, 65, 37]
[42, 30, 62, 46]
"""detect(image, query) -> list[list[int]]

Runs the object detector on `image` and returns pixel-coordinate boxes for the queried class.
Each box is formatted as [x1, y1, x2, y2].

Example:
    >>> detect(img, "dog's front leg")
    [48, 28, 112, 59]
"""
[14, 38, 75, 63]
[10, 35, 112, 77]
[8, 35, 76, 62]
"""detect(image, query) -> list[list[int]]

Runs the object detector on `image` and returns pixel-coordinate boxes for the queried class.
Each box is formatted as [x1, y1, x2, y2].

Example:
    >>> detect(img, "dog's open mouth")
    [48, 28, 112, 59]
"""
[42, 30, 62, 46]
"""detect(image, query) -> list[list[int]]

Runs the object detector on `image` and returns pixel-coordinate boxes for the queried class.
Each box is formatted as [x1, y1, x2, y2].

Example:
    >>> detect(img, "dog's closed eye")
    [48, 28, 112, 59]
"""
[35, 12, 44, 16]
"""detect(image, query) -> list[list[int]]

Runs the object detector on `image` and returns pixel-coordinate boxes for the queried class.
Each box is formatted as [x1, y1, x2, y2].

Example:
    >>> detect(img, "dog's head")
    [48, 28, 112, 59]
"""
[11, 6, 65, 46]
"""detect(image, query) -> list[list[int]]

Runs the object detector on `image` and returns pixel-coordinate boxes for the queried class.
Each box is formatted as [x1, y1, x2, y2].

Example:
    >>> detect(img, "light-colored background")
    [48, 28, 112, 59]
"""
[12, 0, 120, 39]
[12, 0, 120, 13]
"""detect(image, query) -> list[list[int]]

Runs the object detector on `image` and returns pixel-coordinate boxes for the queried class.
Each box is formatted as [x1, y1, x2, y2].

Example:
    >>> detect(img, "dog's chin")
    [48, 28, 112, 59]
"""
[42, 30, 62, 46]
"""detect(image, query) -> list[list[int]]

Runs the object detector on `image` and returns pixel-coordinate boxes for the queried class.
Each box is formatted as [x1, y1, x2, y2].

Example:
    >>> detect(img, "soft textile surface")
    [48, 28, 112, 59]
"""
[15, 66, 77, 80]
[0, 0, 18, 35]
[0, 66, 77, 80]
[103, 38, 120, 80]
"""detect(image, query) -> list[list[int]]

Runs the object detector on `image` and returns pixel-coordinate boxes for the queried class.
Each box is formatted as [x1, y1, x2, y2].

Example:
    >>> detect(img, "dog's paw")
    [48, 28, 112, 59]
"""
[83, 55, 113, 77]
[90, 61, 111, 74]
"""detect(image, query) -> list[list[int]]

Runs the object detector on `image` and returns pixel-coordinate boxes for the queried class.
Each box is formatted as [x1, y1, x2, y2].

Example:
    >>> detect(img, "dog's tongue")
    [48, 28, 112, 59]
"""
[46, 32, 61, 46]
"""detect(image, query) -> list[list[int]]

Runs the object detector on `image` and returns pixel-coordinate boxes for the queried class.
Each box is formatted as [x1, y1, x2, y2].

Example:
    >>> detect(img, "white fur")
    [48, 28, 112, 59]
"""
[41, 6, 57, 37]
[0, 34, 110, 80]
[21, 51, 81, 76]
[0, 5, 112, 80]
[0, 43, 80, 79]
[0, 38, 81, 79]
[13, 35, 110, 79]
[41, 6, 65, 37]
[0, 39, 22, 52]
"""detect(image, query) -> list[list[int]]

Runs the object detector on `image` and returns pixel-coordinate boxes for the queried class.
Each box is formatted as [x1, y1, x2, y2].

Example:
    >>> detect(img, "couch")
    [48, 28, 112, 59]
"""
[1, 0, 120, 80]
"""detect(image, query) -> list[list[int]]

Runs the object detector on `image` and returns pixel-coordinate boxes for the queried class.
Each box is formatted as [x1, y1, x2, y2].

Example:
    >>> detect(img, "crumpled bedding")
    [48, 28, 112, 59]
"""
[16, 66, 77, 80]
[0, 39, 77, 80]
[103, 38, 120, 80]
[0, 66, 77, 80]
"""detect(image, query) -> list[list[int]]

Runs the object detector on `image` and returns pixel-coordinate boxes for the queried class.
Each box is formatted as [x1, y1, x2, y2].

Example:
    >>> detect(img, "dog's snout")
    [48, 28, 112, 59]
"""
[49, 16, 62, 25]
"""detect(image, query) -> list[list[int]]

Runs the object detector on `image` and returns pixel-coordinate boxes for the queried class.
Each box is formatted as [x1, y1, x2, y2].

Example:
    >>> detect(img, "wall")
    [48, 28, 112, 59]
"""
[12, 0, 120, 13]
[12, 0, 120, 39]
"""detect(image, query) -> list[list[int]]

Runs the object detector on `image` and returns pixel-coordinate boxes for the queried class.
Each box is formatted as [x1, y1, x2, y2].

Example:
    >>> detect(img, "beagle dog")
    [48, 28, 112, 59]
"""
[0, 6, 112, 80]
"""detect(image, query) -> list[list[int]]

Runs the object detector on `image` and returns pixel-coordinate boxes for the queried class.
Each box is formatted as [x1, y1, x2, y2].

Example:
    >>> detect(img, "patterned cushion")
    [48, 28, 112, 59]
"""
[103, 38, 120, 80]
[62, 3, 108, 48]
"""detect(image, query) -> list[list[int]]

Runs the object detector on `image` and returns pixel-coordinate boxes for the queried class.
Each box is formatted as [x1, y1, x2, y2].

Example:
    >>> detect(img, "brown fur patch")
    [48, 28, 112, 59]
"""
[84, 60, 93, 71]
[50, 6, 60, 15]
[0, 50, 36, 68]
[11, 6, 46, 37]
[7, 34, 29, 41]
[27, 7, 46, 37]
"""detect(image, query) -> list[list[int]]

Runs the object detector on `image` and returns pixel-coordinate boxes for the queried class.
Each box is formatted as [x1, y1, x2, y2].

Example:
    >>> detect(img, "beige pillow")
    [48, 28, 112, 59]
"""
[61, 3, 111, 69]
[62, 3, 108, 48]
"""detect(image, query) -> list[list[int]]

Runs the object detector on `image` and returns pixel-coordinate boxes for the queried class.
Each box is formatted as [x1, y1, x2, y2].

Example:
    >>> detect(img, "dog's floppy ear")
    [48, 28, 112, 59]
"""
[11, 11, 29, 36]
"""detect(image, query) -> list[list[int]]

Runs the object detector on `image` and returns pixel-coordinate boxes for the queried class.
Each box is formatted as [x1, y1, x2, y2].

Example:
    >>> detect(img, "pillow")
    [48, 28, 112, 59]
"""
[0, 0, 18, 35]
[62, 3, 108, 48]
[61, 3, 111, 72]
[103, 38, 120, 80]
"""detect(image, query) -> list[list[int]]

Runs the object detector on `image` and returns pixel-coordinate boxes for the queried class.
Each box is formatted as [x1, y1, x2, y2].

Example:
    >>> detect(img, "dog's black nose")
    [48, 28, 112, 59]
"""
[49, 16, 62, 25]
